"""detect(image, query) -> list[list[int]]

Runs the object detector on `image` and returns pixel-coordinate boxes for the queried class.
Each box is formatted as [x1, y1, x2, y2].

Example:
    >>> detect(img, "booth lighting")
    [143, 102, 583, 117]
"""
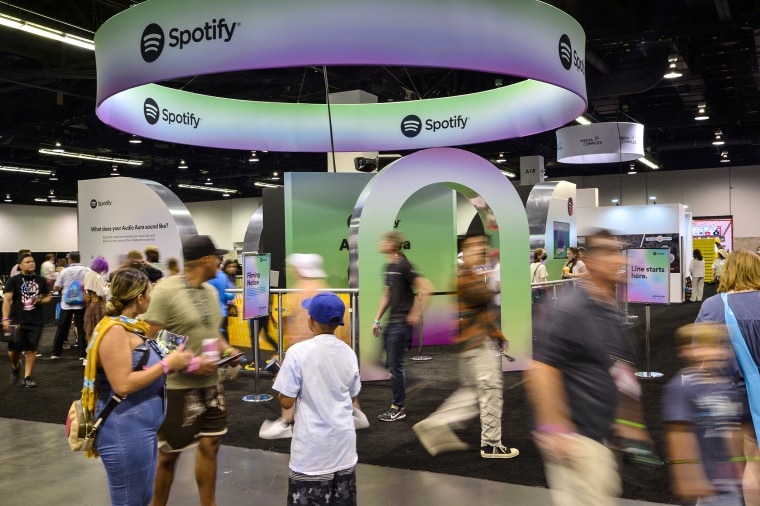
[663, 57, 682, 79]
[39, 148, 144, 165]
[0, 12, 94, 51]
[177, 184, 238, 194]
[0, 165, 53, 176]
[4, 193, 11, 203]
[177, 159, 188, 169]
[254, 181, 283, 188]
[637, 157, 660, 169]
[129, 135, 142, 144]
[712, 130, 725, 146]
[694, 104, 709, 121]
[248, 151, 259, 162]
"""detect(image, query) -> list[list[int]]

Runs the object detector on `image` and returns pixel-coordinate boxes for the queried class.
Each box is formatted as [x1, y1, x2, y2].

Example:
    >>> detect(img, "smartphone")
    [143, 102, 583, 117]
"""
[155, 329, 189, 352]
[216, 352, 245, 367]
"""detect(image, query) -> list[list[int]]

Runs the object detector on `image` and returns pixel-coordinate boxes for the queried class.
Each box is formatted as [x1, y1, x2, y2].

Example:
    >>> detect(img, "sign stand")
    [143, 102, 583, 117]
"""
[634, 304, 663, 379]
[241, 252, 273, 403]
[626, 248, 669, 379]
[410, 316, 431, 362]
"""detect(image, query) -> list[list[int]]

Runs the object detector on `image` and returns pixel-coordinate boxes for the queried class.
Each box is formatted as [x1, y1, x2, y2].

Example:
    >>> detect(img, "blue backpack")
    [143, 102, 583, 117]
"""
[63, 279, 85, 305]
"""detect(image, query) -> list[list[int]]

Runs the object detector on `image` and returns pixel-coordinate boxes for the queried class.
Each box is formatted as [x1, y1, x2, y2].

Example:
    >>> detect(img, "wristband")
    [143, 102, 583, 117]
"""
[2, 318, 9, 321]
[667, 460, 701, 465]
[186, 356, 201, 374]
[373, 320, 381, 325]
[159, 359, 170, 375]
[222, 348, 233, 358]
[614, 419, 648, 429]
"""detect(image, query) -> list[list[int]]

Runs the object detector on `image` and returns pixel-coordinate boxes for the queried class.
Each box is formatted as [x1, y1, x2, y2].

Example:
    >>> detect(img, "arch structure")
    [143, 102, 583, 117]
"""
[349, 148, 531, 373]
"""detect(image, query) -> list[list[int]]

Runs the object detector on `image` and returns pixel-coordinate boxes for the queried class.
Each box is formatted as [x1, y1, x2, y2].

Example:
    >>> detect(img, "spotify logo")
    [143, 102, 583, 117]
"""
[90, 199, 97, 209]
[141, 23, 165, 63]
[558, 34, 572, 70]
[144, 98, 160, 125]
[401, 115, 422, 138]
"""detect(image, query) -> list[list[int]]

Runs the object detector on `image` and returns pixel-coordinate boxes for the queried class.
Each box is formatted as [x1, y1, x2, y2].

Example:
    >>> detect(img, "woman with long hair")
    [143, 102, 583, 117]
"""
[696, 249, 760, 504]
[689, 249, 705, 302]
[84, 269, 192, 505]
[561, 246, 587, 279]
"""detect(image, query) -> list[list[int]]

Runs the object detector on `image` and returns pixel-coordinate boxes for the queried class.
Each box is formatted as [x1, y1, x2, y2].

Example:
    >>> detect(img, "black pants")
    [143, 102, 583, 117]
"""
[51, 308, 86, 357]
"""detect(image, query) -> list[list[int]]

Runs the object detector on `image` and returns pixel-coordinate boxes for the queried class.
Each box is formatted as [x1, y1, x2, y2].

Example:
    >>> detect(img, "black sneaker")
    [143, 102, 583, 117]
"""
[22, 376, 37, 388]
[480, 444, 519, 459]
[10, 368, 20, 385]
[378, 405, 406, 422]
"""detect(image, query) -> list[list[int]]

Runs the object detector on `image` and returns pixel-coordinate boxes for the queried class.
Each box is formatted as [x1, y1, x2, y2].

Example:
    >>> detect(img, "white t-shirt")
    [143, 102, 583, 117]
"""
[273, 334, 361, 475]
[530, 262, 548, 283]
[54, 264, 89, 310]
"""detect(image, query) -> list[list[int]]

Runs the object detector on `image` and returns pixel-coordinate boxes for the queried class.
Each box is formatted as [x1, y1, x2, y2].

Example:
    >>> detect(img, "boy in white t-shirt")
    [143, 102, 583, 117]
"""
[273, 292, 361, 506]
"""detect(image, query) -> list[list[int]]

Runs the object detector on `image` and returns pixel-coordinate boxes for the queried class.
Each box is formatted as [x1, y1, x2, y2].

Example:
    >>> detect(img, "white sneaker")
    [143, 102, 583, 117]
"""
[82, 359, 87, 367]
[259, 418, 293, 439]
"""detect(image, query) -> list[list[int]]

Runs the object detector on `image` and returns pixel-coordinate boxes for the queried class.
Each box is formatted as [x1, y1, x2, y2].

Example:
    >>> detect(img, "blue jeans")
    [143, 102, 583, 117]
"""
[383, 323, 411, 407]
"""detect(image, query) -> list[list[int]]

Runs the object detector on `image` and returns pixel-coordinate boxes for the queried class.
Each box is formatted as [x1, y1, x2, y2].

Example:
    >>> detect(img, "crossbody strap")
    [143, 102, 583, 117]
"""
[721, 292, 760, 436]
[89, 336, 152, 435]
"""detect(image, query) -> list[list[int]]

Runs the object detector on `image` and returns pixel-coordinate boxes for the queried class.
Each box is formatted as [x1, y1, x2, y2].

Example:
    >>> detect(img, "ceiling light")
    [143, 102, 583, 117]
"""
[663, 55, 682, 79]
[649, 195, 657, 201]
[611, 198, 619, 206]
[712, 129, 725, 145]
[178, 159, 188, 169]
[627, 163, 637, 175]
[110, 165, 120, 176]
[34, 198, 47, 202]
[48, 189, 55, 198]
[637, 157, 660, 170]
[39, 148, 143, 165]
[720, 150, 730, 163]
[0, 13, 94, 51]
[53, 141, 64, 153]
[694, 104, 709, 121]
[49, 199, 77, 204]
[495, 152, 506, 163]
[204, 178, 213, 186]
[0, 165, 53, 176]
[248, 151, 259, 162]
[254, 181, 283, 188]
[177, 184, 238, 194]
[222, 192, 230, 197]
[501, 169, 516, 178]
[4, 193, 11, 203]
[574, 115, 592, 125]
[129, 135, 142, 144]
[271, 172, 281, 181]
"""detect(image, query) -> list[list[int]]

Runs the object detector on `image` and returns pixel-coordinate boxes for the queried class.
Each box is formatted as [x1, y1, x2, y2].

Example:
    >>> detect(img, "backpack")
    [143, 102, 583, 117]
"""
[63, 279, 85, 305]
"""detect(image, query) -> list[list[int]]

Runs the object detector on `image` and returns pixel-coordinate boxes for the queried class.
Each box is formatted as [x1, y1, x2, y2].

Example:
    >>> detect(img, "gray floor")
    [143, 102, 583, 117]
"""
[0, 418, 668, 506]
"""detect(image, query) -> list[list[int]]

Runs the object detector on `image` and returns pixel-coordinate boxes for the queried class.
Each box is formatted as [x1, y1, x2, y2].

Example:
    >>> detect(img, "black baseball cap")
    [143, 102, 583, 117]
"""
[182, 235, 227, 261]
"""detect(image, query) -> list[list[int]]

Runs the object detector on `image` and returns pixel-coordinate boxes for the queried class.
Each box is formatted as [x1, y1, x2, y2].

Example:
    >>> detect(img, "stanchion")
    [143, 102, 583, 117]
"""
[243, 318, 273, 402]
[410, 314, 431, 361]
[635, 304, 663, 379]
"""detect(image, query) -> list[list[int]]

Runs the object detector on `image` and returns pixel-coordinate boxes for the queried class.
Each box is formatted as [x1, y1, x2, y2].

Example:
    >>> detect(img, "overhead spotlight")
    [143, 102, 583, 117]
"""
[720, 150, 730, 163]
[178, 159, 188, 169]
[222, 192, 230, 197]
[574, 115, 592, 125]
[611, 198, 620, 206]
[110, 165, 120, 176]
[694, 104, 709, 121]
[49, 170, 58, 181]
[637, 157, 660, 170]
[627, 163, 637, 175]
[712, 129, 725, 145]
[495, 152, 506, 163]
[4, 193, 11, 203]
[48, 189, 55, 199]
[663, 55, 682, 79]
[53, 141, 64, 153]
[649, 196, 657, 204]
[129, 135, 142, 144]
[271, 171, 281, 181]
[204, 177, 213, 186]
[248, 150, 259, 162]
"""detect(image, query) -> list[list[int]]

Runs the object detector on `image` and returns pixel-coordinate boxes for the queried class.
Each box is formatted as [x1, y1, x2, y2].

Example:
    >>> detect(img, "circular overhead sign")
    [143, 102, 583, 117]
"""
[556, 122, 645, 164]
[95, 0, 587, 152]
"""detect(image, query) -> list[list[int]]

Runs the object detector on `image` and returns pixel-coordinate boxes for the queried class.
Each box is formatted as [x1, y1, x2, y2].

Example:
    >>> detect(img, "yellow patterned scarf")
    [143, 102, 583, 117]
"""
[82, 315, 150, 458]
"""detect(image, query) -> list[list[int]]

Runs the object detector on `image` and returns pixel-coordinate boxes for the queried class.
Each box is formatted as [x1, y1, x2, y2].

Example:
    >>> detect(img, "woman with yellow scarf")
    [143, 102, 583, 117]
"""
[83, 268, 192, 505]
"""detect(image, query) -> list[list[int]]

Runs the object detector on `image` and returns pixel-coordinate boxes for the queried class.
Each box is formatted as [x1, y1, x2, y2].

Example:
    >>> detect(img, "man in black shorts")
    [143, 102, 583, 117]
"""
[2, 252, 51, 387]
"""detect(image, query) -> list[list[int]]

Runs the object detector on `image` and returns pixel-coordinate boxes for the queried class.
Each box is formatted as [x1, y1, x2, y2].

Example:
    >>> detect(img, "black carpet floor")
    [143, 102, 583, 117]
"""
[2, 286, 713, 504]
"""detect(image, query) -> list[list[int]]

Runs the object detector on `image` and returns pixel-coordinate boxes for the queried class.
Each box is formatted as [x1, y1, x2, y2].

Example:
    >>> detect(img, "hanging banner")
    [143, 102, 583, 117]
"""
[243, 252, 271, 319]
[626, 248, 670, 304]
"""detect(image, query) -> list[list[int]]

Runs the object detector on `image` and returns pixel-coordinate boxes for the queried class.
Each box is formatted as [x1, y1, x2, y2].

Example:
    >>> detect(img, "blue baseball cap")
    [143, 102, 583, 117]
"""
[301, 292, 345, 326]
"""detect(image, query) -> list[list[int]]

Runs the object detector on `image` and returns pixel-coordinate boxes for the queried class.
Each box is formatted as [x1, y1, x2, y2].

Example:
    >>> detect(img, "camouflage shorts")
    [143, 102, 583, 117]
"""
[287, 467, 356, 506]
